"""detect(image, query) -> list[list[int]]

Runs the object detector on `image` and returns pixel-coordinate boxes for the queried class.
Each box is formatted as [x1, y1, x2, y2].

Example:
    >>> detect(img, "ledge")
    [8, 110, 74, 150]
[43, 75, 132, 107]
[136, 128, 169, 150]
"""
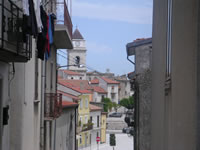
[54, 24, 73, 49]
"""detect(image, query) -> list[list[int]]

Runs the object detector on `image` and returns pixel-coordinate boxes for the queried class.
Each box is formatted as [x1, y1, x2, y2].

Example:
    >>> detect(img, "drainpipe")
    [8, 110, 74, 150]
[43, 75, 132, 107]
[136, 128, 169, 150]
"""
[54, 119, 56, 150]
[40, 60, 46, 150]
[75, 108, 77, 150]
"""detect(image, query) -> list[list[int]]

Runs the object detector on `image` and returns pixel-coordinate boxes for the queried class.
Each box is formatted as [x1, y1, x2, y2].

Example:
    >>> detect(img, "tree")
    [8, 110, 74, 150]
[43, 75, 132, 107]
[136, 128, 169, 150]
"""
[102, 98, 113, 112]
[119, 96, 134, 109]
[109, 134, 116, 150]
[112, 102, 120, 112]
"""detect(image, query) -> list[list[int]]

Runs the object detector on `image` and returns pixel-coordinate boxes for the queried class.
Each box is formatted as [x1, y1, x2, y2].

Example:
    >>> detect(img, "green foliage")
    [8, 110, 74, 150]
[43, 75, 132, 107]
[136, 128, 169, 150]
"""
[119, 96, 134, 109]
[112, 102, 120, 112]
[102, 98, 113, 112]
[78, 120, 81, 126]
[109, 134, 116, 146]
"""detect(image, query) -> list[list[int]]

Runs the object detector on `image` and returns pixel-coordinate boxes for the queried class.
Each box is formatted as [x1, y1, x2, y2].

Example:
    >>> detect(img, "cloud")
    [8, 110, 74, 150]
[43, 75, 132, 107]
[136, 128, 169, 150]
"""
[72, 1, 152, 24]
[87, 41, 113, 53]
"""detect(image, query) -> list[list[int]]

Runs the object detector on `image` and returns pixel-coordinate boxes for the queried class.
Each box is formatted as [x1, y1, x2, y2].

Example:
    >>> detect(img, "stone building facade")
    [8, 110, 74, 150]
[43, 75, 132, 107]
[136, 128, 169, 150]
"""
[126, 38, 152, 150]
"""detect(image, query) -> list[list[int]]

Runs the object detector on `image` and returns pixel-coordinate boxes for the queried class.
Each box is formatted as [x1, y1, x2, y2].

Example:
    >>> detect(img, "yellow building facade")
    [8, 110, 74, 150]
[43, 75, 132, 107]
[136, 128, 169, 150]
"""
[101, 112, 107, 143]
[78, 94, 91, 148]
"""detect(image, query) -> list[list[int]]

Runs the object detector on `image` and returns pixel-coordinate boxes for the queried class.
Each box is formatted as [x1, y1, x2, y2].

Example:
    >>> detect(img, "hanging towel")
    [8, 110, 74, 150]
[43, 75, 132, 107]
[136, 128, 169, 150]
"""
[37, 6, 48, 60]
[48, 14, 53, 44]
[45, 15, 50, 60]
[28, 0, 38, 38]
[50, 13, 56, 36]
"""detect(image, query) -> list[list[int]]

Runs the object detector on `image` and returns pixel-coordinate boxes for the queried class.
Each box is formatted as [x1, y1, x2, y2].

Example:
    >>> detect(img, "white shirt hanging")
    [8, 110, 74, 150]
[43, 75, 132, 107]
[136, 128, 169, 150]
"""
[23, 0, 29, 15]
[34, 0, 43, 29]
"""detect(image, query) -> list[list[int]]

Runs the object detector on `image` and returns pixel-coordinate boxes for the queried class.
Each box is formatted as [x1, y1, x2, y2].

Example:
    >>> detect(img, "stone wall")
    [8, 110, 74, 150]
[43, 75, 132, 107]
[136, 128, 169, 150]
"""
[137, 69, 152, 150]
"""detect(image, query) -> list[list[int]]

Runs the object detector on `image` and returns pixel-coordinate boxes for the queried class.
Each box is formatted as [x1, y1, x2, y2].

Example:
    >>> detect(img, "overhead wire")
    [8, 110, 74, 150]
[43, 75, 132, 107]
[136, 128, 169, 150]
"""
[57, 51, 102, 73]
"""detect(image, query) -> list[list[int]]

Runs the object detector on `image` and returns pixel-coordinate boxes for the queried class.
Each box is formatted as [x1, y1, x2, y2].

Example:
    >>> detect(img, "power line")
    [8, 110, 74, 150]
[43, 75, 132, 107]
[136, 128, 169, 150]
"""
[57, 52, 102, 73]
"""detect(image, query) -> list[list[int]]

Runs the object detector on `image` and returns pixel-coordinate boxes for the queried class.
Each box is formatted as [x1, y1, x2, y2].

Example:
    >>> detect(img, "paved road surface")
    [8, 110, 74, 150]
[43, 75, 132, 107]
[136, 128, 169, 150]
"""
[81, 133, 133, 150]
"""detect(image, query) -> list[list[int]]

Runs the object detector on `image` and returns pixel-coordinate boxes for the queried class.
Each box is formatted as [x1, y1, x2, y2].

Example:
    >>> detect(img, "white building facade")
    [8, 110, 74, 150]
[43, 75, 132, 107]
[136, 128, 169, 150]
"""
[89, 105, 102, 150]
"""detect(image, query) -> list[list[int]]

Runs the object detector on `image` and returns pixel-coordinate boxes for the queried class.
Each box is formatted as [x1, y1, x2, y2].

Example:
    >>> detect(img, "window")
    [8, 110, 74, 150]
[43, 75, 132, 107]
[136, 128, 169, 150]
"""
[50, 62, 53, 90]
[85, 116, 88, 123]
[75, 56, 80, 65]
[97, 132, 99, 138]
[125, 91, 127, 95]
[71, 77, 74, 80]
[80, 100, 83, 109]
[80, 135, 82, 144]
[85, 99, 88, 108]
[166, 0, 173, 77]
[79, 116, 82, 126]
[80, 77, 82, 80]
[34, 53, 38, 100]
[112, 86, 114, 90]
[90, 116, 93, 122]
[111, 93, 115, 99]
[97, 116, 100, 127]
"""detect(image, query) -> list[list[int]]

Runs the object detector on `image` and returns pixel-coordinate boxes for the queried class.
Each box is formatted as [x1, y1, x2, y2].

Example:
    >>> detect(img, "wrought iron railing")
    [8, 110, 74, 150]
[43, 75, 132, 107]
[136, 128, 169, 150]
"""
[0, 0, 31, 62]
[63, 0, 72, 38]
[44, 93, 62, 120]
[56, 0, 72, 39]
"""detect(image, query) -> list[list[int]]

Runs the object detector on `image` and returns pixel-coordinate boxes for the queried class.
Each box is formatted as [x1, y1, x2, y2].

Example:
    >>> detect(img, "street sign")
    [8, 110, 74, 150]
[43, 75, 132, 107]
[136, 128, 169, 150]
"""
[96, 136, 100, 142]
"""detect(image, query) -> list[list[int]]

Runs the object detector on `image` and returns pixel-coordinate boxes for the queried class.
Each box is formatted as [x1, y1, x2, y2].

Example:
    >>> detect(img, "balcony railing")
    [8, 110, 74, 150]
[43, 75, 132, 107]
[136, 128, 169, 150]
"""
[56, 0, 72, 39]
[63, 0, 72, 38]
[44, 93, 62, 120]
[0, 0, 31, 62]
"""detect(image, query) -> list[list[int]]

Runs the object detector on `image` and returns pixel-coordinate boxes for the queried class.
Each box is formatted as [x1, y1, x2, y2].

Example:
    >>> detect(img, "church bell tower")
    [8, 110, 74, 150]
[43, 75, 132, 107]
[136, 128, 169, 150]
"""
[67, 28, 87, 73]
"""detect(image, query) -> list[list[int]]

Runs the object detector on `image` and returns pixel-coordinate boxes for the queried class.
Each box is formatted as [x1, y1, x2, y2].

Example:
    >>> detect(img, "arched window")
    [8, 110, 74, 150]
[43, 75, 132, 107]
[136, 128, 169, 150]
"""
[75, 56, 80, 65]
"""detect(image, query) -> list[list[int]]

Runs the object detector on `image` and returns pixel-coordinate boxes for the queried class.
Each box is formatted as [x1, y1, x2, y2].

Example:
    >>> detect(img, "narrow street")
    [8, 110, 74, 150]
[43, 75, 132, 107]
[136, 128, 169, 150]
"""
[82, 133, 133, 150]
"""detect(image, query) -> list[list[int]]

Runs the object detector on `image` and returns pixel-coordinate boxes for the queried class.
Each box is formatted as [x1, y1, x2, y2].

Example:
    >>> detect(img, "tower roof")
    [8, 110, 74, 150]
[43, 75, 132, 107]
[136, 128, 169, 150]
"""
[73, 28, 84, 39]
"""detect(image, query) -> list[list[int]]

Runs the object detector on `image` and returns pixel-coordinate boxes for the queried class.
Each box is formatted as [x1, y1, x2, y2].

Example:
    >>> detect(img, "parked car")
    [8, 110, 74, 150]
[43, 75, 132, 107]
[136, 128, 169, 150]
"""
[124, 110, 134, 127]
[122, 127, 129, 133]
[122, 127, 134, 135]
[109, 112, 122, 118]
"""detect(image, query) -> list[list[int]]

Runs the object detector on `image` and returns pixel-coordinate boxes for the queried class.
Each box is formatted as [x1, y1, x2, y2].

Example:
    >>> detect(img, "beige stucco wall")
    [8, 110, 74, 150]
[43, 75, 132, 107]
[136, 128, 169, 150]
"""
[0, 62, 9, 150]
[56, 107, 76, 150]
[9, 41, 41, 150]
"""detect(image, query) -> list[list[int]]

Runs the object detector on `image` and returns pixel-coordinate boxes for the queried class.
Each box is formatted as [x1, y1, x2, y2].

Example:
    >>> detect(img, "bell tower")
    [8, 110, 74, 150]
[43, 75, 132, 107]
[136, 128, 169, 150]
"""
[67, 28, 87, 73]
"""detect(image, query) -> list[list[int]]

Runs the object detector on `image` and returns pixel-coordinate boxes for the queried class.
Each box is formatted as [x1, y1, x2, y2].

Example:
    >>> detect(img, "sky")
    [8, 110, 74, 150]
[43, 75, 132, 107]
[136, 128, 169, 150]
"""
[57, 0, 153, 76]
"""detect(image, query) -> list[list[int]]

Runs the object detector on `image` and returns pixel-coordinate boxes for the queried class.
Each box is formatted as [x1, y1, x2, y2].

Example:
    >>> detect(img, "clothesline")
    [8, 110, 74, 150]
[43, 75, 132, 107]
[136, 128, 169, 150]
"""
[22, 0, 56, 61]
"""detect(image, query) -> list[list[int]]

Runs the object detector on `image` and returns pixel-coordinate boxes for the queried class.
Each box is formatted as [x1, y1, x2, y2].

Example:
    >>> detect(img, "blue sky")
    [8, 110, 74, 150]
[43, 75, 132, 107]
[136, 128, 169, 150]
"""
[58, 0, 153, 75]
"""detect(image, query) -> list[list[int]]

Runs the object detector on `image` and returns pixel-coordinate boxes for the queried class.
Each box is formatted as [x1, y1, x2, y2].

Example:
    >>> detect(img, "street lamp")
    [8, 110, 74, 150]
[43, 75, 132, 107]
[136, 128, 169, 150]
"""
[57, 64, 84, 69]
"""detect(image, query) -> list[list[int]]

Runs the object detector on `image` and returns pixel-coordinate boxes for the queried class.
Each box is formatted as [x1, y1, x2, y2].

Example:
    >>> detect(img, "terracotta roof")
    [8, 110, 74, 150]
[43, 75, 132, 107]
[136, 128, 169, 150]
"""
[101, 77, 120, 84]
[60, 70, 83, 76]
[92, 86, 107, 94]
[62, 101, 78, 108]
[58, 79, 92, 94]
[73, 28, 84, 39]
[64, 80, 93, 90]
[90, 104, 102, 112]
[58, 75, 63, 79]
[57, 90, 80, 101]
[90, 78, 99, 84]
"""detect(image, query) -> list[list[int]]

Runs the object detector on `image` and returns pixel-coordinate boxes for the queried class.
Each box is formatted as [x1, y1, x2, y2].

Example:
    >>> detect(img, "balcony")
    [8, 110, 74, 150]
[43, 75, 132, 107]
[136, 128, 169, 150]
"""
[0, 0, 31, 62]
[55, 0, 73, 49]
[44, 93, 62, 120]
[77, 120, 93, 133]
